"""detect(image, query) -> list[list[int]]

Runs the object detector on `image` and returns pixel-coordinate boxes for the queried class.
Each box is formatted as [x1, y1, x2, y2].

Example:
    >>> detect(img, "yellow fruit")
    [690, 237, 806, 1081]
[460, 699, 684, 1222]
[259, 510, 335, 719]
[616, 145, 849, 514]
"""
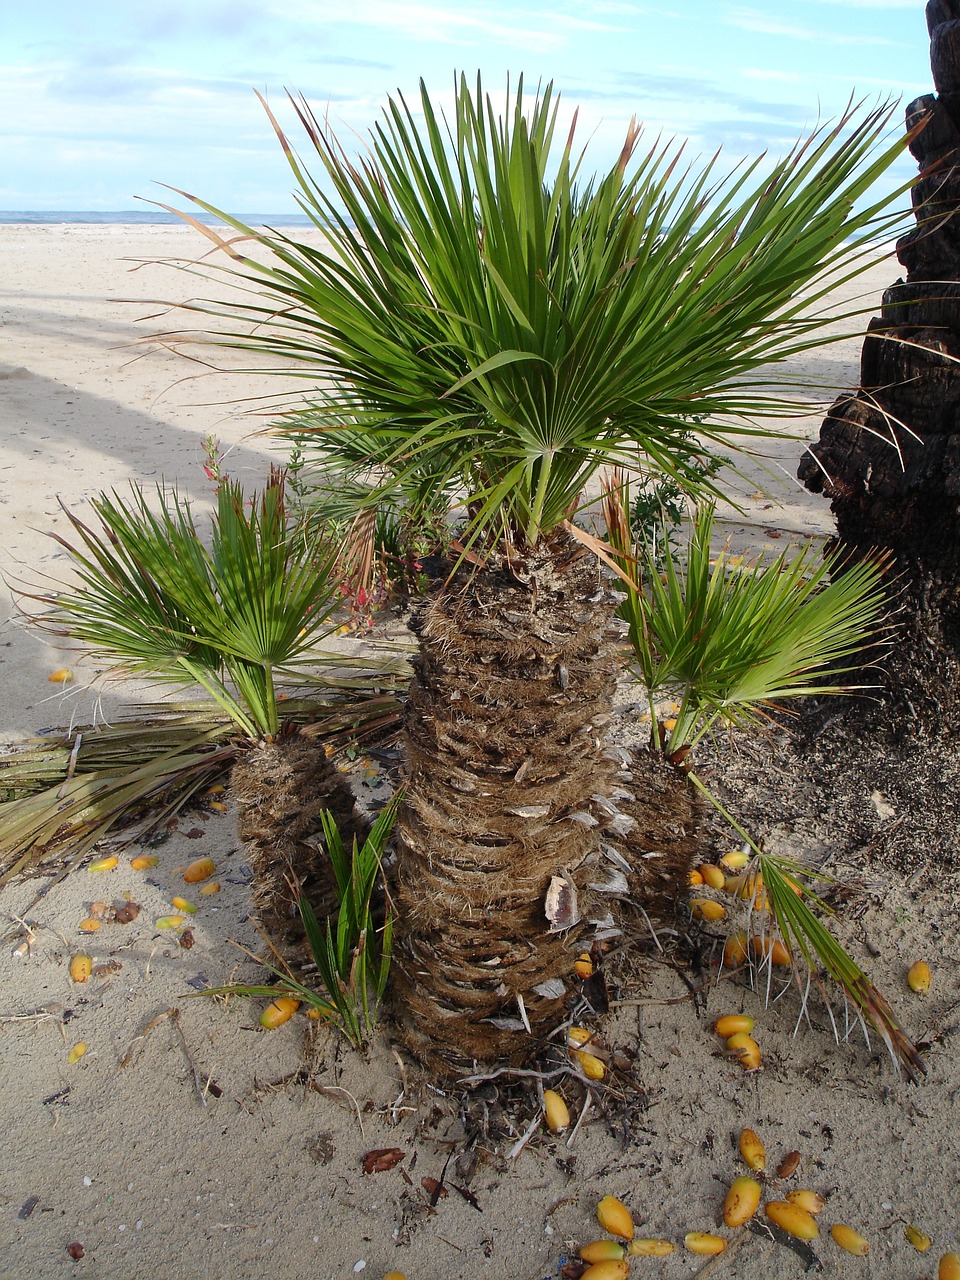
[786, 1190, 824, 1215]
[596, 1195, 634, 1240]
[723, 933, 749, 967]
[543, 1089, 570, 1135]
[580, 1262, 629, 1280]
[691, 898, 727, 922]
[154, 914, 187, 930]
[208, 800, 228, 813]
[67, 1042, 87, 1064]
[684, 1233, 726, 1256]
[904, 1224, 931, 1253]
[688, 869, 704, 886]
[940, 1253, 960, 1280]
[183, 857, 216, 884]
[199, 881, 221, 896]
[382, 1274, 407, 1280]
[78, 917, 101, 933]
[765, 1201, 819, 1240]
[260, 996, 300, 1029]
[627, 1239, 674, 1257]
[738, 1128, 766, 1172]
[720, 849, 750, 870]
[830, 1224, 869, 1256]
[714, 1014, 755, 1038]
[726, 1032, 762, 1071]
[87, 855, 119, 873]
[170, 896, 198, 914]
[750, 935, 792, 966]
[69, 954, 92, 984]
[567, 1026, 594, 1047]
[699, 864, 726, 890]
[574, 953, 594, 979]
[579, 1241, 626, 1263]
[723, 1176, 761, 1228]
[908, 960, 931, 993]
[47, 668, 73, 684]
[130, 855, 158, 870]
[573, 1049, 606, 1080]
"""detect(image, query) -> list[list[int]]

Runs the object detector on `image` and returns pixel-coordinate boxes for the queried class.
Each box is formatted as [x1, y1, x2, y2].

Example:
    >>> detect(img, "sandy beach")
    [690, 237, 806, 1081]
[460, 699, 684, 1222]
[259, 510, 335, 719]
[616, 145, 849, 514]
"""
[1, 225, 958, 1280]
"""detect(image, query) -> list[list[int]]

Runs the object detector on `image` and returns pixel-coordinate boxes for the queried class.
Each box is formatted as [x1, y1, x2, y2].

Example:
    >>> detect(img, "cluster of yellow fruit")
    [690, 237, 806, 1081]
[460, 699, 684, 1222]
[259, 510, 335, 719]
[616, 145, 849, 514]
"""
[571, 1130, 957, 1275]
[689, 852, 795, 969]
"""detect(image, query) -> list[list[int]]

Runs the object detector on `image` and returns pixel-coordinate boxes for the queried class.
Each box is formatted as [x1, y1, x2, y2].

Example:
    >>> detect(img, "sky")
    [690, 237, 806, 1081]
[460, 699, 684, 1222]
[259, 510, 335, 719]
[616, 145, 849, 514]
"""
[0, 0, 933, 212]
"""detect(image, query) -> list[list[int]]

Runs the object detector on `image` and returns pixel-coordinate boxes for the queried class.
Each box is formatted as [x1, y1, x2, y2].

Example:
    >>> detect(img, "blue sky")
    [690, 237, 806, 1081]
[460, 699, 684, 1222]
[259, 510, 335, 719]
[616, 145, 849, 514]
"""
[1, 0, 931, 211]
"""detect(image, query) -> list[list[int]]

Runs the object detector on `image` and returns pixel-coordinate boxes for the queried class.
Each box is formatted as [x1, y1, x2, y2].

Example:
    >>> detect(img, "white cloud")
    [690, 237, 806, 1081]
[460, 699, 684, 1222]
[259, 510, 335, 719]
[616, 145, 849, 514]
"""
[725, 7, 894, 44]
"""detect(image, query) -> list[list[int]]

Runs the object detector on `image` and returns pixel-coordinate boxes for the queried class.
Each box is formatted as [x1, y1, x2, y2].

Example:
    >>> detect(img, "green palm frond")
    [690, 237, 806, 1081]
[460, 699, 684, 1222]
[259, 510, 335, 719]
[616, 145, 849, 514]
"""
[606, 485, 889, 756]
[156, 74, 913, 551]
[24, 472, 343, 739]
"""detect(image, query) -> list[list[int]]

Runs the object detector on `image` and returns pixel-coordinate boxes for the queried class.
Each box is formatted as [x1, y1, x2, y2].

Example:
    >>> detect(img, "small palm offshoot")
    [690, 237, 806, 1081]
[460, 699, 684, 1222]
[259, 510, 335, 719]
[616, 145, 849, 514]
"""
[603, 480, 924, 1079]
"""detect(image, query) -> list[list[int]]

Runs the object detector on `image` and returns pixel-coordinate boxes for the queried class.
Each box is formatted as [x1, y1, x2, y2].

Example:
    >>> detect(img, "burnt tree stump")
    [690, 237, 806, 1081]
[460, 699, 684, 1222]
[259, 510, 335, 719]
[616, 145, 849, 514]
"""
[799, 0, 960, 734]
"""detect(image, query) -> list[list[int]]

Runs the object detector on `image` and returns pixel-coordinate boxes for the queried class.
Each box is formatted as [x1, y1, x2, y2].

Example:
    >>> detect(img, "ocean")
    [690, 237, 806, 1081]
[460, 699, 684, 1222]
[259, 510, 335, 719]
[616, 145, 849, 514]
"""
[0, 210, 314, 226]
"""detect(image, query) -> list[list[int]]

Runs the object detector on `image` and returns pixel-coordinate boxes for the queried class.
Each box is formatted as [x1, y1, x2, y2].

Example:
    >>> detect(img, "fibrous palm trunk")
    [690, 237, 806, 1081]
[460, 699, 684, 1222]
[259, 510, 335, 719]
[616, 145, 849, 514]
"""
[390, 532, 645, 1074]
[799, 0, 960, 732]
[231, 733, 366, 952]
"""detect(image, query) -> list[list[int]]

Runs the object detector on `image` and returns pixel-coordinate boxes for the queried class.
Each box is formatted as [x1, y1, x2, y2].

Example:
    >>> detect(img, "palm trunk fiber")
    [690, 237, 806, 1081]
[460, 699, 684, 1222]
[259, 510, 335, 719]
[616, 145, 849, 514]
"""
[231, 733, 366, 955]
[390, 533, 626, 1074]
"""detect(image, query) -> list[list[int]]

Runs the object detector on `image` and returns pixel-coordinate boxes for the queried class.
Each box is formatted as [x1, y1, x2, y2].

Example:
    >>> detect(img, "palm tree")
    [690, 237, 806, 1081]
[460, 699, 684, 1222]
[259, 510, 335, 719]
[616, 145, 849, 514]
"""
[158, 74, 911, 1072]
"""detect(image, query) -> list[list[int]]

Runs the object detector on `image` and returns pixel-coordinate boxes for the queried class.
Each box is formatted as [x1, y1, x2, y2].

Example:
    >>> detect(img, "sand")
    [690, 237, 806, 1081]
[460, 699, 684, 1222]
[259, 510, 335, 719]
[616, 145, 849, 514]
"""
[1, 226, 958, 1280]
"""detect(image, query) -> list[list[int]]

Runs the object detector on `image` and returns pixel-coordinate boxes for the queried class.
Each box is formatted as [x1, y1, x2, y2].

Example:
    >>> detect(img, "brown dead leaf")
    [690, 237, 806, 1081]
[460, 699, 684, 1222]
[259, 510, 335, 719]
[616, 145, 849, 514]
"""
[114, 902, 141, 925]
[179, 929, 195, 950]
[421, 1176, 448, 1201]
[361, 1147, 405, 1174]
[185, 828, 205, 839]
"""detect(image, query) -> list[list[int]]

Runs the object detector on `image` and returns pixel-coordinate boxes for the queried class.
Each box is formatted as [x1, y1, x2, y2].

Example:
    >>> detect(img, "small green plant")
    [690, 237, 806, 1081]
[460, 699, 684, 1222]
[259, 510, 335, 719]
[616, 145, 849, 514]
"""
[602, 477, 924, 1079]
[201, 795, 400, 1049]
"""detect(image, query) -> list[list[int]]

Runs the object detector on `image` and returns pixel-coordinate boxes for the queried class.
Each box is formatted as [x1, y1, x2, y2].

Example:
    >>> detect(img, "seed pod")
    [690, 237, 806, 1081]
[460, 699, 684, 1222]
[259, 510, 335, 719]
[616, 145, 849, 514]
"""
[714, 1014, 755, 1038]
[699, 864, 726, 890]
[908, 960, 931, 993]
[183, 857, 216, 883]
[48, 668, 74, 683]
[154, 914, 187, 930]
[776, 1150, 801, 1179]
[723, 933, 749, 967]
[579, 1240, 626, 1263]
[130, 855, 158, 870]
[88, 855, 119, 873]
[170, 896, 198, 914]
[786, 1190, 824, 1215]
[596, 1195, 634, 1240]
[573, 1049, 606, 1080]
[627, 1239, 674, 1257]
[940, 1253, 960, 1280]
[738, 1128, 766, 1172]
[726, 1032, 762, 1071]
[580, 1262, 629, 1280]
[691, 898, 727, 922]
[574, 952, 594, 979]
[684, 1233, 726, 1256]
[69, 954, 93, 983]
[904, 1224, 931, 1252]
[260, 996, 300, 1029]
[67, 1042, 87, 1064]
[543, 1089, 570, 1135]
[723, 1176, 762, 1227]
[765, 1200, 819, 1240]
[78, 917, 101, 933]
[830, 1224, 869, 1256]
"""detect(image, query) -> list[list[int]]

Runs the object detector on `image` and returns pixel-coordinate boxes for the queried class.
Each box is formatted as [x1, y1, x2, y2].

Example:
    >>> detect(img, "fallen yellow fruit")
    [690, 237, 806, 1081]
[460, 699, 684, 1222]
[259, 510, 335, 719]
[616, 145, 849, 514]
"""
[723, 933, 749, 967]
[720, 849, 750, 870]
[47, 668, 73, 684]
[723, 1176, 761, 1228]
[765, 1200, 819, 1240]
[199, 880, 221, 896]
[78, 918, 101, 933]
[87, 855, 119, 873]
[940, 1252, 960, 1280]
[67, 1042, 87, 1064]
[714, 1014, 754, 1038]
[69, 954, 92, 983]
[596, 1194, 634, 1240]
[738, 1128, 766, 1172]
[574, 952, 594, 979]
[154, 915, 187, 930]
[786, 1189, 824, 1215]
[904, 1223, 931, 1253]
[699, 864, 726, 890]
[573, 1049, 606, 1080]
[543, 1089, 570, 1135]
[690, 898, 727, 922]
[627, 1239, 674, 1257]
[260, 996, 300, 1029]
[749, 935, 791, 966]
[130, 855, 158, 870]
[908, 960, 931, 993]
[579, 1241, 626, 1263]
[170, 896, 198, 914]
[830, 1223, 869, 1256]
[684, 1233, 726, 1256]
[183, 857, 216, 884]
[580, 1262, 629, 1280]
[726, 1031, 762, 1071]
